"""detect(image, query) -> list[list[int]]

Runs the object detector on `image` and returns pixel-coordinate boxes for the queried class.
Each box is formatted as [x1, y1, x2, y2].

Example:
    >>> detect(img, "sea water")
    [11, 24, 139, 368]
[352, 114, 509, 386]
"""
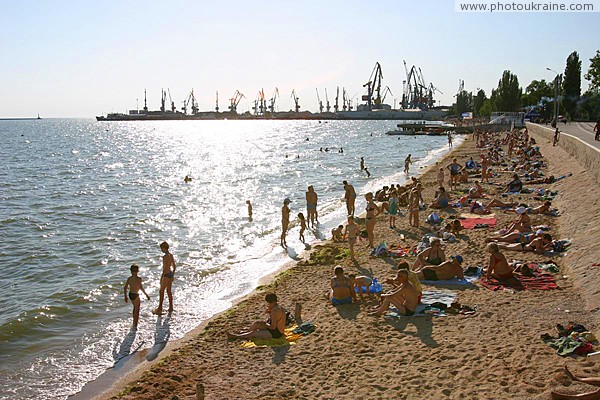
[0, 119, 460, 399]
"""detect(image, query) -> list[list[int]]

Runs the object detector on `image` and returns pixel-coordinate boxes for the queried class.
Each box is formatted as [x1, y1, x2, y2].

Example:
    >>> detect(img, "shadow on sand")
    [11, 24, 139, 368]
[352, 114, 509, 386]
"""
[385, 315, 438, 348]
[334, 303, 361, 320]
[112, 327, 145, 369]
[146, 313, 171, 361]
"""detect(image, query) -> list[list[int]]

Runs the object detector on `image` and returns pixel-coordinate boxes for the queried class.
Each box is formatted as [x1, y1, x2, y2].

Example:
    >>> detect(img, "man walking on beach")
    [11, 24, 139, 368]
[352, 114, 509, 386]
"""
[343, 181, 356, 216]
[404, 154, 412, 175]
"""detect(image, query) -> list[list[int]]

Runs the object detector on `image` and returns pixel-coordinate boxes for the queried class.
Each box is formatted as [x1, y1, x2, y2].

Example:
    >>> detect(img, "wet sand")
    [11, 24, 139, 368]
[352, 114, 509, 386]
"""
[93, 133, 599, 400]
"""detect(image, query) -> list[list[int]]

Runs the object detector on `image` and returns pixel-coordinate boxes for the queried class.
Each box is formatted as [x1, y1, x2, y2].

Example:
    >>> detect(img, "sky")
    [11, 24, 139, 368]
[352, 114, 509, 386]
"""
[0, 0, 598, 117]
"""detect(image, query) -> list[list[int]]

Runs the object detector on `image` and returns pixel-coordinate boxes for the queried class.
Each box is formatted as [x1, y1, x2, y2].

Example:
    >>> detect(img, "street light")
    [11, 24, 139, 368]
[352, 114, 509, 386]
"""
[546, 67, 561, 127]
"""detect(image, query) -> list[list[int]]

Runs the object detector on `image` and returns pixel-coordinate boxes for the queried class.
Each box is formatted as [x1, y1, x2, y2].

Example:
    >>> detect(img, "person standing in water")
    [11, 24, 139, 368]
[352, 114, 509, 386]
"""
[305, 186, 318, 228]
[360, 157, 365, 170]
[124, 264, 150, 327]
[404, 154, 412, 175]
[447, 132, 453, 148]
[246, 200, 253, 220]
[281, 198, 291, 248]
[154, 241, 176, 315]
[343, 181, 357, 216]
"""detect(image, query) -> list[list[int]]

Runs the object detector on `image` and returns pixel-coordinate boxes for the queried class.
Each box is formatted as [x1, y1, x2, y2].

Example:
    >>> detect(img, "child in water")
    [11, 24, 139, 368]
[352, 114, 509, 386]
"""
[298, 213, 307, 243]
[246, 200, 253, 219]
[124, 264, 150, 327]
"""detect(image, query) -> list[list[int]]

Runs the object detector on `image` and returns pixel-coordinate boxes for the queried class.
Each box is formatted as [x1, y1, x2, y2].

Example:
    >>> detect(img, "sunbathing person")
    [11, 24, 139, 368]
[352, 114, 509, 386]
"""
[552, 365, 600, 400]
[527, 175, 556, 185]
[486, 198, 518, 209]
[445, 219, 463, 236]
[414, 255, 465, 281]
[485, 243, 513, 280]
[326, 266, 355, 305]
[506, 174, 523, 193]
[430, 187, 451, 209]
[227, 293, 285, 340]
[503, 210, 532, 234]
[368, 270, 418, 317]
[469, 201, 491, 215]
[468, 181, 485, 198]
[497, 233, 553, 253]
[412, 238, 446, 270]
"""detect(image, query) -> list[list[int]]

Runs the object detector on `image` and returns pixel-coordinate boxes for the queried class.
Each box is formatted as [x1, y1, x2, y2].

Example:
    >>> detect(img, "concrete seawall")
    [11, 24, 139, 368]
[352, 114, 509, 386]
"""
[526, 122, 600, 183]
[527, 122, 600, 314]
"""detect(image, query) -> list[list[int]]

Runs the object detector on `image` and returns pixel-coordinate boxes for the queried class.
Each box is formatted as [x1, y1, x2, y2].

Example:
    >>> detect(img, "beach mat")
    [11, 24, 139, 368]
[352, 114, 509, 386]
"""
[240, 325, 305, 348]
[386, 290, 456, 318]
[420, 267, 482, 286]
[460, 217, 497, 229]
[480, 265, 558, 291]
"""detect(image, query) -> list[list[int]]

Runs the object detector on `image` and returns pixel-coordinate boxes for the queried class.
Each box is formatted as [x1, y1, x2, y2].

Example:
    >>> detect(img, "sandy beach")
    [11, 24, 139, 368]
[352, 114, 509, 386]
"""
[94, 131, 600, 400]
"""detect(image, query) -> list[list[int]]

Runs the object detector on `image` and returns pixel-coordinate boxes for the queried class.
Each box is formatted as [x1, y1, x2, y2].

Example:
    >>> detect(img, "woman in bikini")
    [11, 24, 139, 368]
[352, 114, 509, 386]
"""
[364, 192, 380, 248]
[343, 216, 359, 260]
[485, 243, 513, 280]
[154, 241, 176, 315]
[281, 198, 291, 248]
[497, 233, 553, 253]
[326, 266, 355, 305]
[412, 238, 446, 270]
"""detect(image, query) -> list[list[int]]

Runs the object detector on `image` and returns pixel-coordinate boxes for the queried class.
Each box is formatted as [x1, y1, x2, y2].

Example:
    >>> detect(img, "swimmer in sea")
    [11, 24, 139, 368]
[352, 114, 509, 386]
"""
[124, 264, 150, 327]
[154, 241, 176, 315]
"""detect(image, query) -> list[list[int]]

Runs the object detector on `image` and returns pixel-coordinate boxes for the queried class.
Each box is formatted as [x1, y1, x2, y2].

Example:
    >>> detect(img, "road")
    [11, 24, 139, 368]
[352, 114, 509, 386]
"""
[534, 121, 600, 150]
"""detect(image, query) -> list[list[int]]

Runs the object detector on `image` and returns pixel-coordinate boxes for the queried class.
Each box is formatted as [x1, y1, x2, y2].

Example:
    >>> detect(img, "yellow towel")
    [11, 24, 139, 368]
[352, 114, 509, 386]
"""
[240, 325, 304, 348]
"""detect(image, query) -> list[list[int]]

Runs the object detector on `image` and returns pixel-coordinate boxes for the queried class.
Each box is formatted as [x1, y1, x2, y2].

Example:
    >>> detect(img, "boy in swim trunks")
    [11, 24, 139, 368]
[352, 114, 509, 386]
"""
[124, 264, 150, 327]
[154, 241, 176, 315]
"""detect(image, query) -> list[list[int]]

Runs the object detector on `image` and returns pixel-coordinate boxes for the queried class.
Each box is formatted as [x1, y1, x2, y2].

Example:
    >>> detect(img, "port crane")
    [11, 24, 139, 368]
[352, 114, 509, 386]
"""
[143, 89, 148, 113]
[291, 90, 300, 113]
[182, 89, 199, 115]
[268, 88, 279, 113]
[325, 88, 331, 113]
[381, 86, 393, 104]
[215, 91, 219, 112]
[228, 90, 245, 114]
[316, 89, 324, 113]
[160, 89, 166, 112]
[334, 87, 339, 113]
[362, 62, 383, 110]
[402, 61, 440, 110]
[167, 89, 176, 112]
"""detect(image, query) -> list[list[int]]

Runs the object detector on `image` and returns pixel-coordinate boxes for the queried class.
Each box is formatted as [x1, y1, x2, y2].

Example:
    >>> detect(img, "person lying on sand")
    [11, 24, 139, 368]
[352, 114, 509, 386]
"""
[505, 174, 523, 193]
[368, 270, 418, 317]
[484, 243, 513, 280]
[552, 365, 600, 400]
[497, 233, 553, 253]
[486, 198, 519, 209]
[412, 238, 446, 270]
[502, 201, 552, 215]
[486, 229, 543, 244]
[414, 255, 465, 281]
[326, 266, 355, 305]
[227, 293, 285, 340]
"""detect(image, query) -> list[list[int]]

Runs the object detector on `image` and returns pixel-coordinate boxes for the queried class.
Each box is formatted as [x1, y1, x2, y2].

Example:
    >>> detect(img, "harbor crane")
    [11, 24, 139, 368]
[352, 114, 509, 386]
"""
[342, 88, 348, 111]
[316, 89, 324, 113]
[168, 89, 176, 112]
[334, 87, 339, 113]
[325, 88, 331, 113]
[228, 90, 245, 114]
[402, 60, 440, 110]
[215, 91, 219, 112]
[160, 89, 166, 112]
[362, 62, 383, 110]
[182, 89, 199, 114]
[291, 90, 300, 113]
[381, 86, 393, 104]
[268, 88, 279, 113]
[143, 89, 148, 113]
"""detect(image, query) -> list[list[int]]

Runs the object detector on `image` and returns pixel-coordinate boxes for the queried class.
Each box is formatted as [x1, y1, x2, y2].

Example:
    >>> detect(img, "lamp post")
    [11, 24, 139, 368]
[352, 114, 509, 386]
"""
[546, 67, 561, 127]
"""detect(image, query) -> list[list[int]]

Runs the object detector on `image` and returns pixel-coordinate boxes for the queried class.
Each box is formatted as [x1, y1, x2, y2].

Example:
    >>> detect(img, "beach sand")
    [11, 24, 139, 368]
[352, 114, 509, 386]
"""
[95, 133, 599, 400]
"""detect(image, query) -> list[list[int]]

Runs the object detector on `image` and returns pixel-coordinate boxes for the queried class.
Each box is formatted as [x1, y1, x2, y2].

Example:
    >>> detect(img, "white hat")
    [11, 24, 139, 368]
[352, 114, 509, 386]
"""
[515, 206, 527, 214]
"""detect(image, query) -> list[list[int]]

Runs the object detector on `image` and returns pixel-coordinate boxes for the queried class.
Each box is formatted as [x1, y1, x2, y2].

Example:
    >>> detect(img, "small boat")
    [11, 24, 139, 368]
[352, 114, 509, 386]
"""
[385, 127, 421, 135]
[387, 122, 455, 136]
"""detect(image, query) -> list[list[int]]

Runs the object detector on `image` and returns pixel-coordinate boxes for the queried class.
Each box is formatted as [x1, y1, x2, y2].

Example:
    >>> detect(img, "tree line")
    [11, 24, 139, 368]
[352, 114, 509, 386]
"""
[451, 50, 600, 122]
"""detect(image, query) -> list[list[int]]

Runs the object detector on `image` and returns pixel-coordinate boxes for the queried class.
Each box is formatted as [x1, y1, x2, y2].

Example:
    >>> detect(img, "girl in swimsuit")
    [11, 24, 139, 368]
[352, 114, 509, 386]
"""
[485, 243, 513, 280]
[412, 238, 446, 270]
[343, 215, 359, 260]
[364, 192, 380, 248]
[327, 266, 355, 305]
[388, 189, 398, 228]
[154, 242, 176, 315]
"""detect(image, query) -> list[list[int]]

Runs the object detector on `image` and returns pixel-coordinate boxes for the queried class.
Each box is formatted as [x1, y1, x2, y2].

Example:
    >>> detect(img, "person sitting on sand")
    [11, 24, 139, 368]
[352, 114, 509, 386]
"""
[468, 181, 485, 199]
[392, 261, 422, 302]
[227, 293, 285, 340]
[124, 264, 151, 327]
[412, 238, 446, 270]
[485, 243, 513, 280]
[506, 174, 523, 193]
[430, 187, 450, 209]
[458, 169, 469, 184]
[369, 270, 418, 317]
[349, 274, 373, 298]
[414, 255, 465, 281]
[154, 241, 176, 315]
[326, 266, 355, 305]
[445, 219, 463, 236]
[497, 233, 553, 253]
[502, 208, 532, 234]
[332, 225, 344, 241]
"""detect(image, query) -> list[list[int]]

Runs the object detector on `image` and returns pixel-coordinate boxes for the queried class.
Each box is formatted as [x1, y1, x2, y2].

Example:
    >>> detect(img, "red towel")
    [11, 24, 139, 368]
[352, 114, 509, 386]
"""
[480, 264, 558, 291]
[460, 217, 497, 229]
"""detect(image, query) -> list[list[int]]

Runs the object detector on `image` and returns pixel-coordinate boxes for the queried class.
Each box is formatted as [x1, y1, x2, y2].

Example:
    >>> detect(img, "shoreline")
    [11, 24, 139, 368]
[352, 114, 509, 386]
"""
[78, 137, 464, 400]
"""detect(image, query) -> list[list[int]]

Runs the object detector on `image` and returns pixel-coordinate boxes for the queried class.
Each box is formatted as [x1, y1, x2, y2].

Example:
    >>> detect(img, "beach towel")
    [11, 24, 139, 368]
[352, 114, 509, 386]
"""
[420, 267, 482, 286]
[385, 290, 457, 318]
[460, 217, 497, 229]
[240, 324, 313, 348]
[480, 265, 558, 291]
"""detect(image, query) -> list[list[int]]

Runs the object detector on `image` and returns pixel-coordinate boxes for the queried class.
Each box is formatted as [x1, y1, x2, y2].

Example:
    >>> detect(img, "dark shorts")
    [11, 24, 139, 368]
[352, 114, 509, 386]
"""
[128, 292, 139, 301]
[267, 328, 283, 339]
[164, 271, 174, 279]
[422, 269, 438, 281]
[403, 308, 416, 316]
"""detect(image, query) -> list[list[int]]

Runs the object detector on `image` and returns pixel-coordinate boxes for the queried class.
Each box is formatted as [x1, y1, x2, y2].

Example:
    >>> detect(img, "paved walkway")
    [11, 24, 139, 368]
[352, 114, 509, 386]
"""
[531, 122, 600, 151]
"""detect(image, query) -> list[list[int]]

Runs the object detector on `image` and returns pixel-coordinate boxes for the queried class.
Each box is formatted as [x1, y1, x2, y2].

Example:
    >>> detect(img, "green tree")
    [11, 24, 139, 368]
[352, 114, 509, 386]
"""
[479, 98, 495, 117]
[454, 90, 473, 117]
[584, 50, 600, 91]
[563, 51, 581, 119]
[473, 89, 487, 116]
[578, 89, 600, 121]
[522, 79, 553, 106]
[492, 70, 522, 111]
